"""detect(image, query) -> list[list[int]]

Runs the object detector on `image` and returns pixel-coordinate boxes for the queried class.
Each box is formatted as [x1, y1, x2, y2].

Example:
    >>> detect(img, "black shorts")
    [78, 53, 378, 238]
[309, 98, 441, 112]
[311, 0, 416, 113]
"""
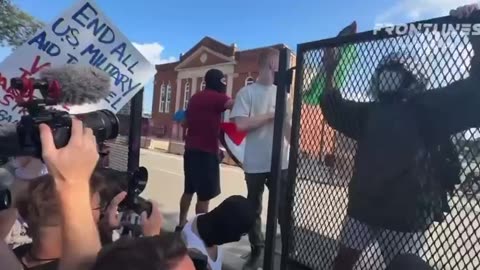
[183, 149, 220, 201]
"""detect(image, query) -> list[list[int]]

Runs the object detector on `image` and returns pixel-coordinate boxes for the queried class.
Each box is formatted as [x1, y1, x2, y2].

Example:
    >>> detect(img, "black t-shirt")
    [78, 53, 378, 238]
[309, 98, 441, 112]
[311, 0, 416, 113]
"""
[13, 244, 59, 270]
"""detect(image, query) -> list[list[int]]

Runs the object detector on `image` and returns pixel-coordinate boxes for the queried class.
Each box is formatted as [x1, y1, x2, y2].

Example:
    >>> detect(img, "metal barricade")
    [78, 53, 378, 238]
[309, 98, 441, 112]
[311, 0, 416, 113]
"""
[105, 89, 143, 172]
[279, 15, 480, 270]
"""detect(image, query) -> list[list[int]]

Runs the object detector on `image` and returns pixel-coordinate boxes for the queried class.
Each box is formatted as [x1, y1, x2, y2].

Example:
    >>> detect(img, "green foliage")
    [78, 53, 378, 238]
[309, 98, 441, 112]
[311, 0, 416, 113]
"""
[0, 0, 44, 48]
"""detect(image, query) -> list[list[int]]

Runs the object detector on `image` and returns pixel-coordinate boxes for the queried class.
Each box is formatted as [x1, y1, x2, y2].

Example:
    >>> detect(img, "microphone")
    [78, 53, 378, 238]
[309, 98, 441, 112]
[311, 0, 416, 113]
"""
[12, 65, 111, 106]
[0, 65, 118, 159]
[39, 65, 111, 105]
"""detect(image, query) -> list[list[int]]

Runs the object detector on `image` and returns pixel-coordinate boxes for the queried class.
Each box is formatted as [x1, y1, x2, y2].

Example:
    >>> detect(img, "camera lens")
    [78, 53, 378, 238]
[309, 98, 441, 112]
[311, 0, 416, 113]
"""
[77, 110, 119, 142]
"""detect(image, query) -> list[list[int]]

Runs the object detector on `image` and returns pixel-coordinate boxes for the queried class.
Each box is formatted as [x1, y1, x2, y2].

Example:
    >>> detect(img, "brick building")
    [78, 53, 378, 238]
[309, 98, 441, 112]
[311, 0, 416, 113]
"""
[149, 36, 343, 168]
[151, 36, 296, 142]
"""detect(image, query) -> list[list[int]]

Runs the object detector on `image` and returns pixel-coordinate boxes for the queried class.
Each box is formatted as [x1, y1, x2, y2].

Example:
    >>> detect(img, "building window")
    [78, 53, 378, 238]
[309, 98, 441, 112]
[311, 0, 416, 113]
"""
[245, 76, 255, 86]
[165, 83, 172, 113]
[159, 83, 166, 113]
[183, 81, 190, 109]
[200, 80, 206, 90]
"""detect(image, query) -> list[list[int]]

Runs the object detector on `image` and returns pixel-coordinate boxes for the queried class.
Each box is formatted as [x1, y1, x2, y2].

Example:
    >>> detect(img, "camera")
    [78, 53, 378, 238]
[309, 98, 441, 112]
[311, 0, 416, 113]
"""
[97, 166, 152, 217]
[1, 77, 119, 159]
[118, 166, 152, 216]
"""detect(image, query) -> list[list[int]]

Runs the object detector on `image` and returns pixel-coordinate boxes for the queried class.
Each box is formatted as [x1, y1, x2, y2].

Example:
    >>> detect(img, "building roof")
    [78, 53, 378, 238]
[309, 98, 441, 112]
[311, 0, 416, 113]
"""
[155, 36, 294, 69]
[180, 36, 235, 61]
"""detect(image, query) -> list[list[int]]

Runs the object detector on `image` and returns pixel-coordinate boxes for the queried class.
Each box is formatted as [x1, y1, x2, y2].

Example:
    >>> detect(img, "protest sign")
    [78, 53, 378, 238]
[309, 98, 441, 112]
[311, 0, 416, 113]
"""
[0, 0, 156, 125]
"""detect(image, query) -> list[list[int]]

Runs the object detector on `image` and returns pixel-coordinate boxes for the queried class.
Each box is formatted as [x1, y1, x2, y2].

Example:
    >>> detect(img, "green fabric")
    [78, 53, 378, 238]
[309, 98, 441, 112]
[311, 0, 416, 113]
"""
[303, 44, 357, 105]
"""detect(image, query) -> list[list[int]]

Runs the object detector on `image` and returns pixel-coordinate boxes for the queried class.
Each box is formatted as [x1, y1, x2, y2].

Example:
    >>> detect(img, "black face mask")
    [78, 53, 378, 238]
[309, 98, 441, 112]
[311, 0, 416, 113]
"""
[205, 69, 226, 93]
[375, 63, 415, 102]
[196, 196, 255, 247]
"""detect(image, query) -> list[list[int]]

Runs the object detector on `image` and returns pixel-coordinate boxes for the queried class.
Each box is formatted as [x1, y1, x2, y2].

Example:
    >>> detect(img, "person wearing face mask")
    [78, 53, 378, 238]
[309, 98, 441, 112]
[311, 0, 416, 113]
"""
[176, 69, 235, 232]
[322, 5, 480, 270]
[182, 195, 256, 270]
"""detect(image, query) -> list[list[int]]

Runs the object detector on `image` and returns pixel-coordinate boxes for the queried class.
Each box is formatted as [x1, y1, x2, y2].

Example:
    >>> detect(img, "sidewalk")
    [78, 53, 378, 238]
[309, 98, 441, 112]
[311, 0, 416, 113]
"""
[160, 211, 282, 270]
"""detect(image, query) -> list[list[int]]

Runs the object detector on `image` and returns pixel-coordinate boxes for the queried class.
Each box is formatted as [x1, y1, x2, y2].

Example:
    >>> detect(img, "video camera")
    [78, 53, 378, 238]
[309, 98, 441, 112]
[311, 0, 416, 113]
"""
[117, 166, 152, 216]
[97, 166, 152, 217]
[0, 76, 119, 159]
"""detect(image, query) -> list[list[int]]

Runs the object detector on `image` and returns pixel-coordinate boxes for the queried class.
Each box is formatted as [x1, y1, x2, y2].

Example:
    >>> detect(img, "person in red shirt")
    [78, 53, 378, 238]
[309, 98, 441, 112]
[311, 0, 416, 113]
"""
[177, 69, 234, 231]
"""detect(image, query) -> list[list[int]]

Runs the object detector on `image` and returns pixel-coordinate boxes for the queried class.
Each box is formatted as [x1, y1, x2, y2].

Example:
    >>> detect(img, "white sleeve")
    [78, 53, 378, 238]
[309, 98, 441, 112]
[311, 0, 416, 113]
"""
[230, 87, 251, 119]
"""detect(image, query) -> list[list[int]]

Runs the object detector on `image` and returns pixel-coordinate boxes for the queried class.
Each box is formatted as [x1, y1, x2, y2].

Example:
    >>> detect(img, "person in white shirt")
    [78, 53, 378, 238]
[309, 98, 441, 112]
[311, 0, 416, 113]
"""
[229, 48, 291, 270]
[182, 195, 255, 270]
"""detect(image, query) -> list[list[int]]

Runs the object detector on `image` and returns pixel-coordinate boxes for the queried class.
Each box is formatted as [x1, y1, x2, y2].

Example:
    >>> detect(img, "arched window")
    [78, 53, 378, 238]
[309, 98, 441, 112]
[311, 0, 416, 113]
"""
[159, 83, 166, 113]
[200, 80, 206, 90]
[183, 81, 190, 109]
[165, 83, 172, 113]
[245, 76, 255, 86]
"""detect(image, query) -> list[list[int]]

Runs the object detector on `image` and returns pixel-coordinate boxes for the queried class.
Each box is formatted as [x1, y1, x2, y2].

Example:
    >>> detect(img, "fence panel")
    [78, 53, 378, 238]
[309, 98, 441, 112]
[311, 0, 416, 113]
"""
[104, 90, 143, 172]
[284, 15, 480, 270]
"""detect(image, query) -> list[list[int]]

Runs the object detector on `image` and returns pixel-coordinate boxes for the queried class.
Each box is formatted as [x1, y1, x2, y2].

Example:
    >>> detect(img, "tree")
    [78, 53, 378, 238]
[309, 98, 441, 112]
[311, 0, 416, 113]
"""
[0, 0, 43, 48]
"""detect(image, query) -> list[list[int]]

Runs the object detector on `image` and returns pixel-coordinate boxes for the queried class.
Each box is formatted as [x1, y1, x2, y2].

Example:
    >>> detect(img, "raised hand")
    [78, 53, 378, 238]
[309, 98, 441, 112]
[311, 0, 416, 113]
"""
[102, 191, 127, 230]
[140, 200, 163, 237]
[39, 119, 99, 194]
[450, 3, 479, 18]
[323, 21, 357, 86]
[39, 118, 101, 270]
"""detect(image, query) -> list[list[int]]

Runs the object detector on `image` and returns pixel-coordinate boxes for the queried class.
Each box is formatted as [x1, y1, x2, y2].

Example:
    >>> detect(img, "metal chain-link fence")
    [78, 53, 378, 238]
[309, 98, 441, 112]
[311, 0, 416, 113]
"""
[284, 16, 480, 270]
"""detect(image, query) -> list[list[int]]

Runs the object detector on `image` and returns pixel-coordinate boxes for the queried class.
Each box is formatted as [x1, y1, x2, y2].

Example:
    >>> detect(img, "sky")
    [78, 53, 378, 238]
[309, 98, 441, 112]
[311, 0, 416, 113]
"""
[0, 0, 476, 113]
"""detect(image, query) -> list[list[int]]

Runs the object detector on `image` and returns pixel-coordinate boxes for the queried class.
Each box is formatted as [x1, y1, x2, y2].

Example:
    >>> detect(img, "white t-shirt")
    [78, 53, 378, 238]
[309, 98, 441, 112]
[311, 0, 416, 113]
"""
[182, 215, 223, 270]
[230, 83, 290, 174]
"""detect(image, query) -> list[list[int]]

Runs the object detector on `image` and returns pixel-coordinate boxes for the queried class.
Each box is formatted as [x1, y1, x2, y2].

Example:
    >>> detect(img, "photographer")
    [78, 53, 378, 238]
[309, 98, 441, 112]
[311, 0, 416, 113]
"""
[37, 119, 195, 270]
[13, 172, 106, 270]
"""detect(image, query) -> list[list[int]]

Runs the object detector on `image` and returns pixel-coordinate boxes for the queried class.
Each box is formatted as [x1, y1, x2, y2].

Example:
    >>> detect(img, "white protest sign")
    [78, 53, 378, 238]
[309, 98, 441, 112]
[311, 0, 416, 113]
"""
[0, 0, 155, 125]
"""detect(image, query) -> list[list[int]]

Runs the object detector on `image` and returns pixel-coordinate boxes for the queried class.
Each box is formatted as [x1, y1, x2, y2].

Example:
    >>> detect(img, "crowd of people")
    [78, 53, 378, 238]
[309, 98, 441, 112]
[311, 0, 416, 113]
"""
[0, 3, 478, 270]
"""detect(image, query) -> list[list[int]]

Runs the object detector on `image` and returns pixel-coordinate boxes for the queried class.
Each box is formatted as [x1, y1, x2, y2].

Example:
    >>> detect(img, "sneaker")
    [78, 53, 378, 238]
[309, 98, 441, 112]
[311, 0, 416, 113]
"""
[242, 248, 264, 270]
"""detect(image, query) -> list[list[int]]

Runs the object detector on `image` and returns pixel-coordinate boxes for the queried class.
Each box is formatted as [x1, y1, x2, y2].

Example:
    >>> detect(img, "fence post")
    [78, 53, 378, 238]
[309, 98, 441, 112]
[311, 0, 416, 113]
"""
[264, 47, 290, 270]
[280, 45, 304, 270]
[127, 88, 144, 172]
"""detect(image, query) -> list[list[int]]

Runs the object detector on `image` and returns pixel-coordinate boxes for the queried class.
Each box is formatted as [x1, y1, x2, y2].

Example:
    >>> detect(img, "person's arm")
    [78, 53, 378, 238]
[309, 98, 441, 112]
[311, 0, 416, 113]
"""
[224, 99, 234, 110]
[230, 88, 274, 132]
[416, 5, 480, 138]
[319, 48, 370, 140]
[213, 93, 234, 113]
[235, 114, 275, 132]
[140, 201, 163, 237]
[39, 119, 101, 270]
[98, 191, 127, 245]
